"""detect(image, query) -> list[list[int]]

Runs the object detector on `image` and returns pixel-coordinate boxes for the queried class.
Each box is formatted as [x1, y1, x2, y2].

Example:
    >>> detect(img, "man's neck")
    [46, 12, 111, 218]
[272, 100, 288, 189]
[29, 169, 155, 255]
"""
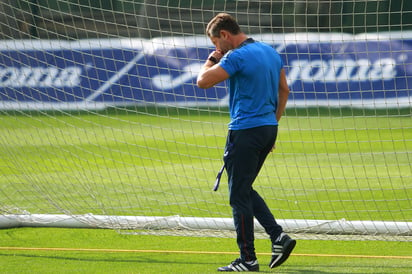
[232, 33, 249, 48]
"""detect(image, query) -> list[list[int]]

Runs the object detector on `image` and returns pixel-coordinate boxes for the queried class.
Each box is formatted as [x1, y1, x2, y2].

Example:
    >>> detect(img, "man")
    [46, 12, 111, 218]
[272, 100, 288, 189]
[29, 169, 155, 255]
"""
[197, 13, 295, 272]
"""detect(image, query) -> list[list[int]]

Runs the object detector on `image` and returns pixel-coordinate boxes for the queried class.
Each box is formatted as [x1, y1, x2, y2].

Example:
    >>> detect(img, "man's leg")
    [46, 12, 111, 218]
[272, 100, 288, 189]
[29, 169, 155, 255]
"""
[225, 129, 261, 262]
[225, 126, 278, 261]
[251, 189, 283, 242]
[248, 125, 283, 242]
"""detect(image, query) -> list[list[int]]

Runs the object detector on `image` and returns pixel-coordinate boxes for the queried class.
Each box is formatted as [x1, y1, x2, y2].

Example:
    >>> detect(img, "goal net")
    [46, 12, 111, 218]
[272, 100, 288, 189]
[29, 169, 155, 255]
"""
[0, 0, 411, 240]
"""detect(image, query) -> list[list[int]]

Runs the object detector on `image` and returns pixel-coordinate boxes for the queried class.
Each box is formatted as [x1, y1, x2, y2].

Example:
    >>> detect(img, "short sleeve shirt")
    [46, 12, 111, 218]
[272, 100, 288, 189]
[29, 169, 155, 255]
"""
[219, 39, 283, 130]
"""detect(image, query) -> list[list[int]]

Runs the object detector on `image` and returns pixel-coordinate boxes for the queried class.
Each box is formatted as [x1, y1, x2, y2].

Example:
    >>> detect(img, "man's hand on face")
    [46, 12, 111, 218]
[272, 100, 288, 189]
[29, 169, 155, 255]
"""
[208, 49, 225, 63]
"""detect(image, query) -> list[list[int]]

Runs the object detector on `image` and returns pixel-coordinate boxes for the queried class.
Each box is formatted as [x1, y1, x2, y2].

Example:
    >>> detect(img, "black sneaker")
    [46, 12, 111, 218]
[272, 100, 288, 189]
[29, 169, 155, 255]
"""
[218, 258, 259, 272]
[269, 233, 296, 268]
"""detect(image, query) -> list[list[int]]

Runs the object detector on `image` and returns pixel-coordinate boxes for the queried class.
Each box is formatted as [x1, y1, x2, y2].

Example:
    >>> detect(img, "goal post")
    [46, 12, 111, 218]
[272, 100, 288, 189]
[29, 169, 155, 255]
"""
[0, 0, 411, 240]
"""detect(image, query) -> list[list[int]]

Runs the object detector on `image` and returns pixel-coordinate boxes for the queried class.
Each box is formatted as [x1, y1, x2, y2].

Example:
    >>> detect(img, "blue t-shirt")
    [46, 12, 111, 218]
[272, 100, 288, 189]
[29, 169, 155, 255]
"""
[219, 39, 283, 130]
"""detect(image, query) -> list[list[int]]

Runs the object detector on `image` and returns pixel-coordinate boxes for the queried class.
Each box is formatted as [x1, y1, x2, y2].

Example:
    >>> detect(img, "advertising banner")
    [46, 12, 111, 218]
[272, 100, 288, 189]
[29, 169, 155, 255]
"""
[0, 34, 411, 110]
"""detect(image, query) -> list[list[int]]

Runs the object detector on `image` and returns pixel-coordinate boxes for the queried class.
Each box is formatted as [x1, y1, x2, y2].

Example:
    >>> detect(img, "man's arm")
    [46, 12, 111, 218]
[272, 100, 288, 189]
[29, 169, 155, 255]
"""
[276, 68, 290, 122]
[196, 51, 229, 89]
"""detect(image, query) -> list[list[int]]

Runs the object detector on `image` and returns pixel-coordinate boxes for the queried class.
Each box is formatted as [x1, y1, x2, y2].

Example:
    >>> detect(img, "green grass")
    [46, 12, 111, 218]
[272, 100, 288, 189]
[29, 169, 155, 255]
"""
[0, 107, 411, 272]
[1, 107, 410, 221]
[0, 228, 411, 273]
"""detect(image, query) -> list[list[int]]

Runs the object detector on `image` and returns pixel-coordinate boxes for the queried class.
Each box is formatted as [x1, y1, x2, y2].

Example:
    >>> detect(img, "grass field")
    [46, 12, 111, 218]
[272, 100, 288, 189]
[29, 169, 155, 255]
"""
[0, 228, 411, 273]
[1, 108, 410, 219]
[0, 107, 411, 272]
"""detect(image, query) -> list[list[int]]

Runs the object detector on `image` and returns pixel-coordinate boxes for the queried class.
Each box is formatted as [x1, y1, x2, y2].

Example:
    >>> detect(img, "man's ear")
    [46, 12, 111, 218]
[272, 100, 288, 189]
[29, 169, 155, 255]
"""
[220, 30, 229, 40]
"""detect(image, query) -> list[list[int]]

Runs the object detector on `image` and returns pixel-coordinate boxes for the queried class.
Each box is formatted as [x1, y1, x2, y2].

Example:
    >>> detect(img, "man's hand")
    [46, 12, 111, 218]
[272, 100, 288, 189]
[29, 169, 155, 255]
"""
[197, 50, 229, 89]
[207, 50, 225, 64]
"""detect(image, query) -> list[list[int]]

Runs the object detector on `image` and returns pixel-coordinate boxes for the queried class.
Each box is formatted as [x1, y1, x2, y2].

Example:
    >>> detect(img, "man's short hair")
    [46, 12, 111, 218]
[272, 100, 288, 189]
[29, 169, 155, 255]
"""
[206, 13, 241, 38]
